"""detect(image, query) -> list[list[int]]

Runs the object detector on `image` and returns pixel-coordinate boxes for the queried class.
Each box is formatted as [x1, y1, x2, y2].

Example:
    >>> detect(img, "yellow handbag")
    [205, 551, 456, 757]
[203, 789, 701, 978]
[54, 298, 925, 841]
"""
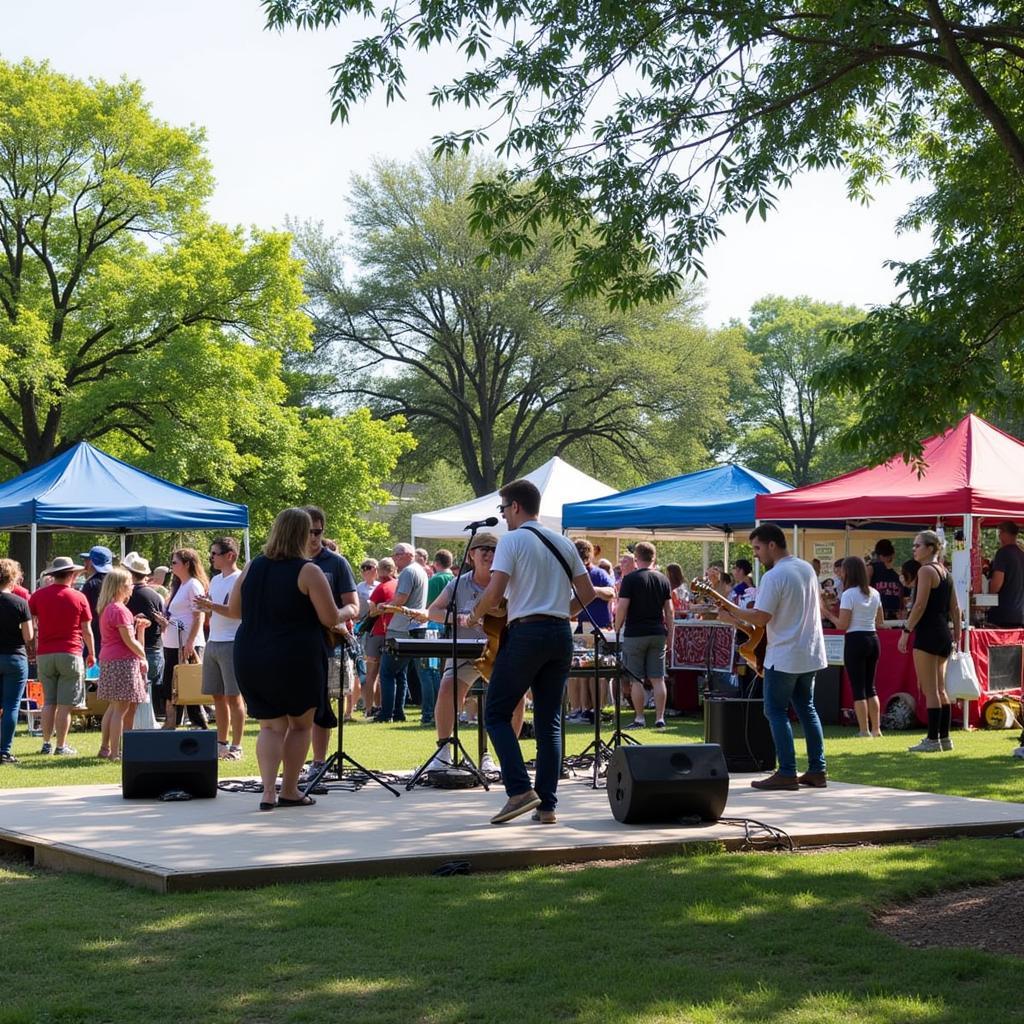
[172, 655, 205, 705]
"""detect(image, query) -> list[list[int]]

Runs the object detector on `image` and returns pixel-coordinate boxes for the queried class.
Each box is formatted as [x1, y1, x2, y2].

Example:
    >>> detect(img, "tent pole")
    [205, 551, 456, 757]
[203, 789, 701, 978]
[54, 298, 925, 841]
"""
[753, 520, 760, 584]
[701, 541, 709, 574]
[723, 533, 730, 571]
[792, 523, 798, 557]
[243, 528, 251, 564]
[119, 533, 126, 562]
[30, 524, 37, 593]
[962, 513, 973, 732]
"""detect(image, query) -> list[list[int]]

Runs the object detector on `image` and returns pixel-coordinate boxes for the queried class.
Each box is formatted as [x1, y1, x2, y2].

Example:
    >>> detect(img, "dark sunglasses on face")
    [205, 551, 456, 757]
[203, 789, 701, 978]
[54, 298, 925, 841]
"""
[475, 546, 496, 553]
[309, 528, 324, 536]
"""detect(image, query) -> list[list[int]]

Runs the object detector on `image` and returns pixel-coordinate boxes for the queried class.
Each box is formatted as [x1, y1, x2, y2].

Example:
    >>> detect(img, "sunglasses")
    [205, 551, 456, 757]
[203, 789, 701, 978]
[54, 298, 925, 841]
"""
[497, 503, 512, 512]
[210, 550, 224, 557]
[474, 546, 496, 553]
[309, 528, 324, 536]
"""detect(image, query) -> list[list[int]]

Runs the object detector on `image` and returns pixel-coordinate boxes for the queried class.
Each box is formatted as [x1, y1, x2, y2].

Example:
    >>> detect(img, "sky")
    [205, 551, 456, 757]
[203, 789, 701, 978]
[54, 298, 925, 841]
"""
[1, 0, 931, 326]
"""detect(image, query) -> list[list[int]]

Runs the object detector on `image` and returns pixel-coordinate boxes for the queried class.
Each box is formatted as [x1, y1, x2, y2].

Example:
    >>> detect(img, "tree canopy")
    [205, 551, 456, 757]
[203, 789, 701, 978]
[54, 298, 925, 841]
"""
[295, 153, 749, 494]
[265, 1, 1024, 460]
[0, 58, 412, 553]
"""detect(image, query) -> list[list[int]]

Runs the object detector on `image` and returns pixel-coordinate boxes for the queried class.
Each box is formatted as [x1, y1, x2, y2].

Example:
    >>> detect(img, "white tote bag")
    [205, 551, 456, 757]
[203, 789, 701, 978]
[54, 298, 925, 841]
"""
[945, 650, 981, 700]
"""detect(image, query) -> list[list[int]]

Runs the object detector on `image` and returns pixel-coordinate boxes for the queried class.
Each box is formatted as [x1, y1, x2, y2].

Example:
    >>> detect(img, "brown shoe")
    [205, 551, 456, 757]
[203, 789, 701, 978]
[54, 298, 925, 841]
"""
[531, 809, 557, 824]
[490, 789, 542, 824]
[750, 771, 800, 791]
[798, 771, 827, 788]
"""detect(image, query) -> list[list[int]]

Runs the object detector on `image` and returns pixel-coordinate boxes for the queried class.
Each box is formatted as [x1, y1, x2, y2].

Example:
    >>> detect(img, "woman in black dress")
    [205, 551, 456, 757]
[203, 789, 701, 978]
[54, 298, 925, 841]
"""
[228, 507, 354, 810]
[897, 530, 961, 753]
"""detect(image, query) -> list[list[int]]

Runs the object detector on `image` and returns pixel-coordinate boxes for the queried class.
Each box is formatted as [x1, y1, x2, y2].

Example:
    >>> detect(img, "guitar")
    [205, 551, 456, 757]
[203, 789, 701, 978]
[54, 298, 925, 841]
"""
[689, 577, 766, 677]
[376, 602, 508, 682]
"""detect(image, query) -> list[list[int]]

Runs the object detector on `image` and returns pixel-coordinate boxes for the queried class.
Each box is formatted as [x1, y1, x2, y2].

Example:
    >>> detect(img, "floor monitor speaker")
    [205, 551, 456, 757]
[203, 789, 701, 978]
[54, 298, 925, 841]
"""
[607, 743, 729, 824]
[704, 696, 776, 773]
[122, 729, 218, 799]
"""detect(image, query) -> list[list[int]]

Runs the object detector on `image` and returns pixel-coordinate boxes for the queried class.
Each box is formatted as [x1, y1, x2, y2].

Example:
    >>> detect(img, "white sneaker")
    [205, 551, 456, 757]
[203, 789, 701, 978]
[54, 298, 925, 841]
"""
[426, 745, 453, 772]
[480, 752, 497, 773]
[907, 738, 942, 753]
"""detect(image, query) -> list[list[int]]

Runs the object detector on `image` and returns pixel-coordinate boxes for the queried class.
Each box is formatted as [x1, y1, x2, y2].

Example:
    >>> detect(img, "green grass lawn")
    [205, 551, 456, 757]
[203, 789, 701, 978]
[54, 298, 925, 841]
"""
[1, 838, 1022, 1024]
[2, 710, 1023, 1024]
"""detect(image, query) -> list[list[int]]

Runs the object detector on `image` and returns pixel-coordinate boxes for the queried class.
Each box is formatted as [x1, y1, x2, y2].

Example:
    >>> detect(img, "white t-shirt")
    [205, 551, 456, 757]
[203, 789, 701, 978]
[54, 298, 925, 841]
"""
[207, 571, 241, 643]
[387, 562, 429, 635]
[839, 586, 881, 633]
[491, 523, 586, 622]
[164, 577, 205, 649]
[754, 555, 827, 674]
[356, 580, 375, 618]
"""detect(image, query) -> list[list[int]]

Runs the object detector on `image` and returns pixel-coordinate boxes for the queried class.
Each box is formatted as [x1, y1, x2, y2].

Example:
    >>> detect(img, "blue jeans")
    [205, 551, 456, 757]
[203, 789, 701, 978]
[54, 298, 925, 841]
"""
[0, 652, 28, 755]
[417, 661, 440, 724]
[379, 629, 425, 722]
[145, 647, 165, 694]
[763, 667, 826, 776]
[485, 619, 572, 811]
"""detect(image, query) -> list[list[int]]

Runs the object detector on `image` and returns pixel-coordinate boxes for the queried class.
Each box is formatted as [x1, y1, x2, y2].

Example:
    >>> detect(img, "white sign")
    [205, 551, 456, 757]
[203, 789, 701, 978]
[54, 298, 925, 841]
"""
[813, 542, 836, 562]
[824, 634, 845, 666]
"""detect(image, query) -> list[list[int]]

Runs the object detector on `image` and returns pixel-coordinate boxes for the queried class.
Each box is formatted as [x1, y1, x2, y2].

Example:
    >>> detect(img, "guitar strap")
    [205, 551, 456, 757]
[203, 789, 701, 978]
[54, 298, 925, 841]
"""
[520, 525, 605, 634]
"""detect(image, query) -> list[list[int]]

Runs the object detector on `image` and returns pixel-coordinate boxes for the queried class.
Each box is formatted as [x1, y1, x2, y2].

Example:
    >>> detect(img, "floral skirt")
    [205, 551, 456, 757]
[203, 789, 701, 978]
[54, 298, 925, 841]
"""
[97, 657, 148, 703]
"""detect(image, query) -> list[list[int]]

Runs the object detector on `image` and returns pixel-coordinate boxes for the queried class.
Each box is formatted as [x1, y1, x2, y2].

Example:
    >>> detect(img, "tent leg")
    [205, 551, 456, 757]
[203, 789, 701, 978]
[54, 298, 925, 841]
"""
[120, 534, 127, 561]
[753, 520, 760, 584]
[243, 529, 251, 564]
[724, 534, 731, 571]
[792, 523, 798, 557]
[30, 524, 37, 593]
[702, 541, 709, 573]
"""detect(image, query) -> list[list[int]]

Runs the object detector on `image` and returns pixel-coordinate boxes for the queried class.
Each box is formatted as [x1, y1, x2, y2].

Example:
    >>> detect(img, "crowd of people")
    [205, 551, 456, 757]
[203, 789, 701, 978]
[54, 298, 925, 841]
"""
[2, 498, 1019, 815]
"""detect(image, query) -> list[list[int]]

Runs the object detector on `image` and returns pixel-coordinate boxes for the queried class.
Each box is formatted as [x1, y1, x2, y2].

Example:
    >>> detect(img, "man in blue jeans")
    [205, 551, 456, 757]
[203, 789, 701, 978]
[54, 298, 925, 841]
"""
[719, 523, 828, 790]
[466, 478, 598, 824]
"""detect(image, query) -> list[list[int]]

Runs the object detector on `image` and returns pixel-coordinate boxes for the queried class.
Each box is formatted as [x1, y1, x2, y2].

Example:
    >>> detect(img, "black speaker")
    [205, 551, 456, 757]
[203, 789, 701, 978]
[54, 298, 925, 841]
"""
[607, 744, 729, 824]
[704, 696, 776, 773]
[122, 729, 218, 799]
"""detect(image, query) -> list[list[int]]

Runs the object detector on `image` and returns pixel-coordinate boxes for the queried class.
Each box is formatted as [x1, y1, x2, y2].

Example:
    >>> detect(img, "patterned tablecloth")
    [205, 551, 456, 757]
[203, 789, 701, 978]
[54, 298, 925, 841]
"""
[672, 621, 736, 672]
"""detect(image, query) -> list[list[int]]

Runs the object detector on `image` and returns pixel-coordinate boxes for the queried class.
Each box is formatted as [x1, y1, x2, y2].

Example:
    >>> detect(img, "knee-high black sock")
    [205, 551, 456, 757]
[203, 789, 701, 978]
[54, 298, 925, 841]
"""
[927, 707, 941, 741]
[939, 703, 952, 739]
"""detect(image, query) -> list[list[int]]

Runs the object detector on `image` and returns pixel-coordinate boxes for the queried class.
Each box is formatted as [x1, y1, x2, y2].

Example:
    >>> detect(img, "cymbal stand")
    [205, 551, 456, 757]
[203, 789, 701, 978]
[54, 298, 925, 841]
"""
[303, 658, 401, 798]
[575, 629, 616, 787]
[606, 630, 644, 749]
[407, 528, 488, 791]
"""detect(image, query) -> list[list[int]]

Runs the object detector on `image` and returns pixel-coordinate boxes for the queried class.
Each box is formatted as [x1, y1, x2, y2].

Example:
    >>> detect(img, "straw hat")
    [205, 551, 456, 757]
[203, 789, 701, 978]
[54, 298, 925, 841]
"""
[122, 551, 152, 576]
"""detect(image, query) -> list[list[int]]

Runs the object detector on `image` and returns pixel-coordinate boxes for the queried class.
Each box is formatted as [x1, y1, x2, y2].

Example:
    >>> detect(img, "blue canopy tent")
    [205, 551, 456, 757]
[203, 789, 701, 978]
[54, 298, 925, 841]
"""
[561, 463, 792, 568]
[0, 442, 249, 587]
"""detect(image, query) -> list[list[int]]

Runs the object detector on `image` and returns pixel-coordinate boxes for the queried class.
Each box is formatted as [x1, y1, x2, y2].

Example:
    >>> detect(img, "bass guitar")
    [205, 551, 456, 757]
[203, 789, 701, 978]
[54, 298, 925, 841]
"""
[689, 577, 766, 677]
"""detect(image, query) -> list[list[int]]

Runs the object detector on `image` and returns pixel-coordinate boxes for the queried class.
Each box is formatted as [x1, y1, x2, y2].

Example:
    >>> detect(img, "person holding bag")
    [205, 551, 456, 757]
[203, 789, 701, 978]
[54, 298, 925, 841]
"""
[898, 530, 961, 752]
[158, 548, 209, 730]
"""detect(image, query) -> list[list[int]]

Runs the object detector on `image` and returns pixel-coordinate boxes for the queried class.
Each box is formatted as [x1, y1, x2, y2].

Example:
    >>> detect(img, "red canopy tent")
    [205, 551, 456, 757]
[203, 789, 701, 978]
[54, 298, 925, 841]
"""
[755, 414, 1024, 729]
[755, 414, 1024, 526]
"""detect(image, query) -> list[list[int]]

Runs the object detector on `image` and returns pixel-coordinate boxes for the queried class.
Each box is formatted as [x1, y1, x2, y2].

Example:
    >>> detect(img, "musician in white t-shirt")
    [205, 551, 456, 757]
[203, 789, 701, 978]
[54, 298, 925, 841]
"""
[466, 479, 595, 825]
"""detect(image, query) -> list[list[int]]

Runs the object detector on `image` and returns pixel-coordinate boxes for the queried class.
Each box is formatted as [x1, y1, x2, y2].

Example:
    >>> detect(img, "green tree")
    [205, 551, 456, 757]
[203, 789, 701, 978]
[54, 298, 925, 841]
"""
[266, 1, 1024, 458]
[0, 58, 411, 559]
[734, 296, 864, 485]
[297, 154, 749, 494]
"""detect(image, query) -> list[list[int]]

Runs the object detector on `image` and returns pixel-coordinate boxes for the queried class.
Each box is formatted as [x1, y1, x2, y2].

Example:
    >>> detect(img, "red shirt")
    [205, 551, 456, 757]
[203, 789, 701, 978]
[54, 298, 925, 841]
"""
[369, 578, 397, 636]
[12, 584, 29, 600]
[28, 583, 92, 656]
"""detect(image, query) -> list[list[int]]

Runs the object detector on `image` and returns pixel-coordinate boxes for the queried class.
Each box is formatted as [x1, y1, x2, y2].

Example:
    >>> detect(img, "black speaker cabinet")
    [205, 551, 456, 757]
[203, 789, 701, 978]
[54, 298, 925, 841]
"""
[122, 729, 218, 799]
[607, 744, 729, 824]
[704, 696, 776, 773]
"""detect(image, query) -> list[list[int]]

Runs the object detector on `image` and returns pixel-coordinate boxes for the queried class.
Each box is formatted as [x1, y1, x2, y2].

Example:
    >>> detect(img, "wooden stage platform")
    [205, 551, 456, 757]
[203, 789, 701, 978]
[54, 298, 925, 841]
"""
[2, 773, 1023, 893]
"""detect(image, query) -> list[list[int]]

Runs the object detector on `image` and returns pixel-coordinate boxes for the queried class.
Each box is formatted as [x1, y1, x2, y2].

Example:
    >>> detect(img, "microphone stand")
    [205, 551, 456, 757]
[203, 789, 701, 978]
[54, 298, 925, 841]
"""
[406, 527, 489, 790]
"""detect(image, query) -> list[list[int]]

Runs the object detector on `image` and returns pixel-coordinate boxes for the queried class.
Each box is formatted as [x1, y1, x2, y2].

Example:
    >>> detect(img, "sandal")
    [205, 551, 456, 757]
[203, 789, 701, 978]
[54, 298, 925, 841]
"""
[97, 747, 111, 759]
[277, 795, 316, 807]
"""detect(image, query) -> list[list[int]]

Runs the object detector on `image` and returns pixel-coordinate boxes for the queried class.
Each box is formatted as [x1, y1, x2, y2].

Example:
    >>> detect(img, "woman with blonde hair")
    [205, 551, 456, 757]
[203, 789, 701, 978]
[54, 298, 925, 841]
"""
[228, 507, 356, 810]
[898, 530, 961, 752]
[96, 567, 150, 760]
[159, 547, 209, 730]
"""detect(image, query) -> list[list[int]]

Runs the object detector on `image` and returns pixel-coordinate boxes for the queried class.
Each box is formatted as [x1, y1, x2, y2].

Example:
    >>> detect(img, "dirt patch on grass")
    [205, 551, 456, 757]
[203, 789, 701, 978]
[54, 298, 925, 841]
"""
[875, 879, 1024, 958]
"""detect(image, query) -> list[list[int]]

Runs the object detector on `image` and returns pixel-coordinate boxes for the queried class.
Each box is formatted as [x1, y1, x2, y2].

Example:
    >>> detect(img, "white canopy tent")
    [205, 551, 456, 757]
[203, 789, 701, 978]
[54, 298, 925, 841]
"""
[410, 456, 616, 541]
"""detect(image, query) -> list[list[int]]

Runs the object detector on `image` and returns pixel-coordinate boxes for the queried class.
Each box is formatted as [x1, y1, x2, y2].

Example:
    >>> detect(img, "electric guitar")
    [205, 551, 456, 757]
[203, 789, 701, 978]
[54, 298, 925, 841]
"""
[689, 577, 766, 677]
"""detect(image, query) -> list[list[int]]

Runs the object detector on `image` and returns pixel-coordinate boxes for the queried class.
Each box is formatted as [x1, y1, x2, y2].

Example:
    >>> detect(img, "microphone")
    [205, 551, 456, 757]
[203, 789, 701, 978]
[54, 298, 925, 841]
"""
[464, 516, 499, 531]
